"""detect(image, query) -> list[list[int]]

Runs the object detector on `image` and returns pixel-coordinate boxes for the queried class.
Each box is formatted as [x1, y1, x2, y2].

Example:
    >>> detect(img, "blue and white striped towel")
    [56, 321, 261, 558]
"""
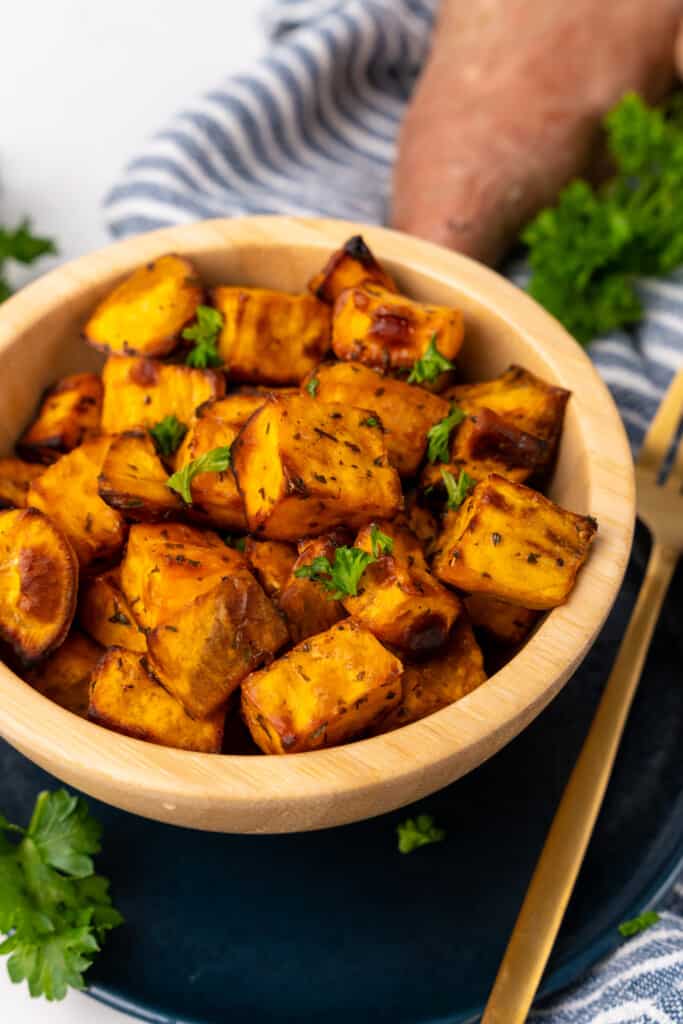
[104, 2, 683, 1019]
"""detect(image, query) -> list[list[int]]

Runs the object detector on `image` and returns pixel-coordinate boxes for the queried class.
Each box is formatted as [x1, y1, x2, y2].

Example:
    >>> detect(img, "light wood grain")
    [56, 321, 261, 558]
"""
[0, 217, 635, 833]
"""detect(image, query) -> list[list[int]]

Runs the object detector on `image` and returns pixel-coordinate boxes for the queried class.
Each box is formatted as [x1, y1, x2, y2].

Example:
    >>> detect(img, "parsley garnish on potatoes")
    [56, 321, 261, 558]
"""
[294, 524, 393, 600]
[523, 92, 683, 342]
[397, 814, 446, 854]
[0, 220, 55, 302]
[441, 468, 477, 509]
[149, 414, 188, 457]
[182, 305, 224, 368]
[407, 335, 456, 384]
[426, 404, 466, 463]
[0, 790, 122, 1000]
[167, 445, 232, 504]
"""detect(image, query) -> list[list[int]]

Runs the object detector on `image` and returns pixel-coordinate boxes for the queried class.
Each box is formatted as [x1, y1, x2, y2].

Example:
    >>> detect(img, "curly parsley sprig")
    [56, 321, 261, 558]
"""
[427, 404, 466, 463]
[183, 305, 224, 368]
[294, 524, 393, 599]
[407, 335, 456, 384]
[0, 790, 123, 1001]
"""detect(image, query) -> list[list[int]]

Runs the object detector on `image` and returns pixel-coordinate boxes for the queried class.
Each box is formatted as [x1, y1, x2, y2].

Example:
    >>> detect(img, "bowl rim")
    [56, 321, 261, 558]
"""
[0, 215, 635, 832]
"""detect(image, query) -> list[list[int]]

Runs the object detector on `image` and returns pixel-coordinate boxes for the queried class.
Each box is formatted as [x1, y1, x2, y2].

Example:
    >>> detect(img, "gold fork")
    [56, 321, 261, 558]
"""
[482, 368, 683, 1024]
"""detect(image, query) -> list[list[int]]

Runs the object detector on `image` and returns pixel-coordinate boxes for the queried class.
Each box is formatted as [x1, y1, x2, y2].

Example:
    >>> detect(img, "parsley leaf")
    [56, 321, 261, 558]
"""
[427, 404, 466, 463]
[369, 523, 393, 558]
[0, 220, 56, 303]
[182, 305, 224, 368]
[407, 335, 456, 384]
[148, 415, 188, 457]
[0, 790, 123, 1001]
[618, 910, 660, 937]
[523, 92, 683, 343]
[295, 547, 373, 600]
[167, 445, 232, 504]
[397, 814, 446, 854]
[306, 376, 319, 397]
[442, 468, 477, 509]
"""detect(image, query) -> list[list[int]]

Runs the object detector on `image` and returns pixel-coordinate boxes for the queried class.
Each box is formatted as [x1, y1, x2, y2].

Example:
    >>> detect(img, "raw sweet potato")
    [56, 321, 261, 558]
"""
[332, 283, 463, 374]
[372, 617, 486, 733]
[79, 568, 147, 653]
[98, 431, 183, 521]
[27, 437, 126, 570]
[212, 287, 331, 385]
[100, 355, 225, 435]
[301, 361, 450, 475]
[0, 458, 44, 509]
[25, 630, 103, 718]
[242, 619, 403, 754]
[0, 507, 78, 662]
[308, 235, 396, 304]
[232, 394, 402, 540]
[432, 474, 597, 609]
[17, 373, 102, 463]
[89, 647, 224, 752]
[84, 254, 203, 357]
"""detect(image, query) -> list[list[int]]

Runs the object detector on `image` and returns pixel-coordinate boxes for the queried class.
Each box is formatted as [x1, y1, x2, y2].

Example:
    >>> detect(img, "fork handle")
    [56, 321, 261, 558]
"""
[481, 541, 679, 1024]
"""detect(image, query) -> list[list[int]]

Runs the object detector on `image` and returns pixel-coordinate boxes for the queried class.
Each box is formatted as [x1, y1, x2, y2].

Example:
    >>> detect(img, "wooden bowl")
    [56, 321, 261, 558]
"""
[0, 217, 634, 833]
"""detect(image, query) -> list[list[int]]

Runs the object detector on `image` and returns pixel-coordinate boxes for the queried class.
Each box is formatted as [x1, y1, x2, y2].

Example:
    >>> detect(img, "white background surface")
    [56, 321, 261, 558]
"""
[1, 3, 262, 1020]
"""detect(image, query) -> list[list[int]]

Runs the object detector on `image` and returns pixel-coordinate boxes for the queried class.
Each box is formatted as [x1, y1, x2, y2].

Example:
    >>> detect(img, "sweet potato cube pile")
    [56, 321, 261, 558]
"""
[0, 237, 596, 755]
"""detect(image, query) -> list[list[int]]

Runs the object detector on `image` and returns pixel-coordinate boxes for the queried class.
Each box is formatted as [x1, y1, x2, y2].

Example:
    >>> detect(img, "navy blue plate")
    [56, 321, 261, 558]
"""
[1, 522, 682, 1024]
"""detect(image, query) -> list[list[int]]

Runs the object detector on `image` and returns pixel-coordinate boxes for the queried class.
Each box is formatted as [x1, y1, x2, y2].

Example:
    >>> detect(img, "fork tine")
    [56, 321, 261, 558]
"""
[636, 369, 683, 473]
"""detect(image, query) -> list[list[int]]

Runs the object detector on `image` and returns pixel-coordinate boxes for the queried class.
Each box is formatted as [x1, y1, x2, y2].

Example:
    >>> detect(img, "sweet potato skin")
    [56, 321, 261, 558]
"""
[17, 373, 102, 464]
[243, 538, 297, 599]
[25, 630, 102, 718]
[278, 533, 348, 643]
[89, 646, 224, 753]
[464, 592, 540, 645]
[0, 507, 78, 662]
[302, 361, 450, 475]
[332, 283, 464, 373]
[308, 235, 397, 304]
[172, 396, 262, 529]
[212, 287, 331, 385]
[232, 394, 402, 541]
[100, 355, 225, 435]
[373, 617, 486, 733]
[0, 458, 44, 509]
[84, 254, 203, 357]
[432, 474, 597, 609]
[27, 437, 126, 571]
[242, 619, 403, 754]
[98, 431, 183, 521]
[421, 405, 550, 490]
[79, 568, 147, 653]
[147, 571, 289, 718]
[343, 520, 461, 654]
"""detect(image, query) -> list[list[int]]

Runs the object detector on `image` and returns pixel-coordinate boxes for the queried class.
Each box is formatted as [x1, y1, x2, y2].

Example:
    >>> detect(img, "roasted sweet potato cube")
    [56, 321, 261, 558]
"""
[79, 568, 147, 653]
[120, 522, 244, 632]
[212, 287, 331, 385]
[343, 520, 461, 655]
[432, 474, 597, 609]
[25, 630, 102, 717]
[400, 494, 438, 557]
[27, 437, 126, 570]
[89, 647, 224, 752]
[84, 254, 203, 357]
[243, 538, 297, 599]
[0, 458, 44, 509]
[332, 283, 463, 374]
[171, 395, 263, 528]
[232, 394, 402, 540]
[0, 508, 78, 662]
[421, 406, 550, 491]
[242, 620, 403, 754]
[98, 431, 182, 521]
[100, 356, 225, 435]
[17, 373, 102, 464]
[308, 235, 397, 304]
[373, 618, 486, 733]
[147, 570, 289, 718]
[302, 361, 450, 475]
[464, 593, 540, 645]
[445, 366, 569, 458]
[278, 533, 348, 643]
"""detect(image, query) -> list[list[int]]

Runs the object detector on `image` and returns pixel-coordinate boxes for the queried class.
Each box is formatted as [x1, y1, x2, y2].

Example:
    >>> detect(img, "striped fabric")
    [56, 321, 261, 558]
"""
[104, 1, 683, 1019]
